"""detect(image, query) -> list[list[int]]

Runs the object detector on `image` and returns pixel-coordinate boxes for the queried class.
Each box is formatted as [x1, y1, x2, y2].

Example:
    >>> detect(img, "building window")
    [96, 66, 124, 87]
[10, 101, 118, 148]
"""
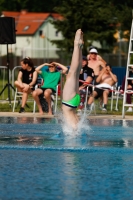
[39, 30, 43, 36]
[23, 25, 30, 31]
[55, 30, 59, 37]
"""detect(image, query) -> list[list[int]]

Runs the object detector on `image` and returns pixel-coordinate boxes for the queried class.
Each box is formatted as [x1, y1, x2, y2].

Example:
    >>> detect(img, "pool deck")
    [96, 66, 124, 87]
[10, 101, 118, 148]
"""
[0, 112, 132, 120]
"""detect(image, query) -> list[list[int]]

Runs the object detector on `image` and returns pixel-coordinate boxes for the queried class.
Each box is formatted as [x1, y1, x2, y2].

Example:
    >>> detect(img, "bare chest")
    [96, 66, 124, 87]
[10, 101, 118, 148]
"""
[88, 60, 100, 69]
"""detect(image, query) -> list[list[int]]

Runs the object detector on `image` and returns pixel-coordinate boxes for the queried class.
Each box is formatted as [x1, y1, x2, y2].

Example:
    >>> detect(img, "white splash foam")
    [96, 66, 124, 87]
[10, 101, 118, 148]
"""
[59, 111, 91, 138]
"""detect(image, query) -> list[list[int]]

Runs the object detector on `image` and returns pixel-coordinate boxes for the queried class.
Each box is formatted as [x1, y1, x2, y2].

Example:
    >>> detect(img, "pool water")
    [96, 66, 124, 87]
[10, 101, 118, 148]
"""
[0, 116, 133, 200]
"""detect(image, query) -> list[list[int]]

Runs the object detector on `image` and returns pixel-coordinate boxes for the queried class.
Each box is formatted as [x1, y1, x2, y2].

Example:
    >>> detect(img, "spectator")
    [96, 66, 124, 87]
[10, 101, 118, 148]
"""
[32, 62, 68, 115]
[87, 63, 117, 111]
[78, 56, 94, 110]
[87, 47, 106, 85]
[87, 46, 106, 64]
[14, 57, 37, 113]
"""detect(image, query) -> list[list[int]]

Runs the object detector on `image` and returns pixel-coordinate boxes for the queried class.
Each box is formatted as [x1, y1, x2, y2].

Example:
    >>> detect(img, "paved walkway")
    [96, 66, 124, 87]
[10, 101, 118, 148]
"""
[0, 112, 132, 120]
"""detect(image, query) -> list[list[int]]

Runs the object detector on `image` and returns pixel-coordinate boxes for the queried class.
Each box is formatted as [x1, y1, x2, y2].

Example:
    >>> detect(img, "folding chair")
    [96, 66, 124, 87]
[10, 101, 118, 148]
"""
[83, 85, 96, 115]
[110, 82, 118, 111]
[95, 83, 118, 112]
[12, 87, 35, 112]
[115, 85, 122, 111]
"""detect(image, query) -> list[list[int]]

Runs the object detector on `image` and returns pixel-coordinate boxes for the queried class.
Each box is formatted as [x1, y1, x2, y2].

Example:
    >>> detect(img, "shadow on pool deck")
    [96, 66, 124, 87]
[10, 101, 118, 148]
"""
[0, 112, 132, 120]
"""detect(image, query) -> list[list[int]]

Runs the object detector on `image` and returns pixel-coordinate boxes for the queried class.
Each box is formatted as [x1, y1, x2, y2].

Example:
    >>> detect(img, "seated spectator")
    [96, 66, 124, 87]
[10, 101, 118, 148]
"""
[78, 56, 94, 110]
[87, 63, 117, 111]
[87, 47, 106, 85]
[32, 62, 68, 115]
[87, 46, 106, 64]
[14, 57, 37, 113]
[120, 66, 133, 112]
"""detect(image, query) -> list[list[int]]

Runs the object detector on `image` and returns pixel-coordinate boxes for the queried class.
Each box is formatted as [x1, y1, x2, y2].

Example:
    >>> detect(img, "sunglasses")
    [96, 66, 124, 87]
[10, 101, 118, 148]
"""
[90, 53, 97, 55]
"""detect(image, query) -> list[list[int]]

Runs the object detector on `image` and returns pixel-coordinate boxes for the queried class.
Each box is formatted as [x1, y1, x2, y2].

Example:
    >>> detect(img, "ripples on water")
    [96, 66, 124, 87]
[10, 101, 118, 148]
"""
[0, 116, 133, 150]
[0, 116, 133, 200]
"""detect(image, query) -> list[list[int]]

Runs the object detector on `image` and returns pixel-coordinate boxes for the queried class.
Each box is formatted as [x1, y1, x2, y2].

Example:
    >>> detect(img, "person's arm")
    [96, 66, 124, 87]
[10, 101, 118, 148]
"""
[79, 76, 92, 90]
[35, 63, 51, 74]
[97, 55, 106, 64]
[87, 54, 90, 60]
[29, 71, 38, 88]
[17, 71, 23, 87]
[99, 60, 106, 69]
[52, 62, 68, 74]
[108, 69, 118, 83]
[110, 71, 118, 83]
[96, 68, 106, 83]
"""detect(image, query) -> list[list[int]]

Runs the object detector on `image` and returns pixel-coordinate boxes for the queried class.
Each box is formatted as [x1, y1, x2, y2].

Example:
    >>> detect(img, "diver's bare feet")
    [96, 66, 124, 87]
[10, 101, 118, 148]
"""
[74, 29, 83, 48]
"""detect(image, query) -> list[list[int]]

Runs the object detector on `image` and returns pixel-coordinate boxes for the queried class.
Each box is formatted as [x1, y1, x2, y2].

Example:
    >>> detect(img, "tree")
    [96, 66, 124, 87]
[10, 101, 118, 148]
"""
[52, 0, 132, 54]
[0, 0, 62, 13]
[0, 0, 132, 55]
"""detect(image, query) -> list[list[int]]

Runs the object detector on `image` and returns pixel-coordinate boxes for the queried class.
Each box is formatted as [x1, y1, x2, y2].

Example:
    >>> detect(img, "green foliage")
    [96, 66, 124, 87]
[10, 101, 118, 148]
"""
[0, 0, 132, 55]
[52, 0, 132, 54]
[0, 0, 63, 13]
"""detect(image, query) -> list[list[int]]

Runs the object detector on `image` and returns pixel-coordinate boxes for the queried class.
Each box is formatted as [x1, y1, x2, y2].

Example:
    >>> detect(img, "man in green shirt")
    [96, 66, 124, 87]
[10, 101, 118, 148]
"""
[32, 62, 68, 115]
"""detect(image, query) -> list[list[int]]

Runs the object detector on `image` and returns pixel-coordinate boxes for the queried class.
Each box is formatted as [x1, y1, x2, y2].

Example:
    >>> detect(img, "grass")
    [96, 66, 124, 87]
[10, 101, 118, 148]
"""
[1, 98, 133, 116]
[0, 79, 15, 101]
[0, 78, 132, 116]
[0, 100, 62, 113]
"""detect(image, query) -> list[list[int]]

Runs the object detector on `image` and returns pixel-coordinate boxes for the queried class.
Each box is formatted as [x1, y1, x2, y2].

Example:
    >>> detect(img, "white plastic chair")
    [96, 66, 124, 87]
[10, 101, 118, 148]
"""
[110, 82, 118, 111]
[12, 87, 35, 112]
[83, 85, 96, 115]
[83, 82, 118, 114]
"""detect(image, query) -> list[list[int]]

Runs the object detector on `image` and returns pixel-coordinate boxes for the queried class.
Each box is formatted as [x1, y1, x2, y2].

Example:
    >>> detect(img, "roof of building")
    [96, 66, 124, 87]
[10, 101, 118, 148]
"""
[1, 11, 62, 35]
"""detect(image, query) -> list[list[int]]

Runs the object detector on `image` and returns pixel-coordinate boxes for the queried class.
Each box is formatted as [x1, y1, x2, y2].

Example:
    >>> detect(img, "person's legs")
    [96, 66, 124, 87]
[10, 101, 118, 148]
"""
[78, 89, 86, 110]
[87, 91, 98, 105]
[14, 81, 24, 92]
[15, 81, 32, 112]
[103, 90, 110, 104]
[62, 29, 83, 101]
[21, 92, 28, 108]
[102, 90, 110, 110]
[62, 29, 83, 129]
[44, 89, 53, 115]
[126, 93, 132, 104]
[32, 88, 43, 114]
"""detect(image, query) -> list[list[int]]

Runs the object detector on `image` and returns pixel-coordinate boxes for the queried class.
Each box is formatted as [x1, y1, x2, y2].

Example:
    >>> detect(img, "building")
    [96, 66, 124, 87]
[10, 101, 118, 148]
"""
[0, 11, 63, 65]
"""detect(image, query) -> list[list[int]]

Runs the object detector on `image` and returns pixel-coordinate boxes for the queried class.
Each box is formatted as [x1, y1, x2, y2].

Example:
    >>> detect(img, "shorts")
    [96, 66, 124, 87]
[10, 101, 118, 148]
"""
[40, 88, 56, 93]
[94, 75, 99, 85]
[94, 88, 104, 99]
[94, 87, 110, 99]
[62, 94, 80, 108]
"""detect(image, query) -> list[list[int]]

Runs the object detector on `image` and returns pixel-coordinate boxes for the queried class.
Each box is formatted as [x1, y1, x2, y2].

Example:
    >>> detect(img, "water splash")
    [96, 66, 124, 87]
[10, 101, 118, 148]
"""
[59, 111, 91, 137]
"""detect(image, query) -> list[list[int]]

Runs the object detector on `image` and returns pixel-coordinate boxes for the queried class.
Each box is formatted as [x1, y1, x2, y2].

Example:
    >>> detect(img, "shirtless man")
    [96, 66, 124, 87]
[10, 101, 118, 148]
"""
[87, 48, 106, 84]
[87, 63, 117, 111]
[62, 29, 83, 130]
[87, 46, 106, 64]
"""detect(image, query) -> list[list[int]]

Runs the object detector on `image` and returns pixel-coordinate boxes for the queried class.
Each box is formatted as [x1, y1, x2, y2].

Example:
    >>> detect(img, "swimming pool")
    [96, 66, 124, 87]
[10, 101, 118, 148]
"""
[0, 116, 133, 200]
